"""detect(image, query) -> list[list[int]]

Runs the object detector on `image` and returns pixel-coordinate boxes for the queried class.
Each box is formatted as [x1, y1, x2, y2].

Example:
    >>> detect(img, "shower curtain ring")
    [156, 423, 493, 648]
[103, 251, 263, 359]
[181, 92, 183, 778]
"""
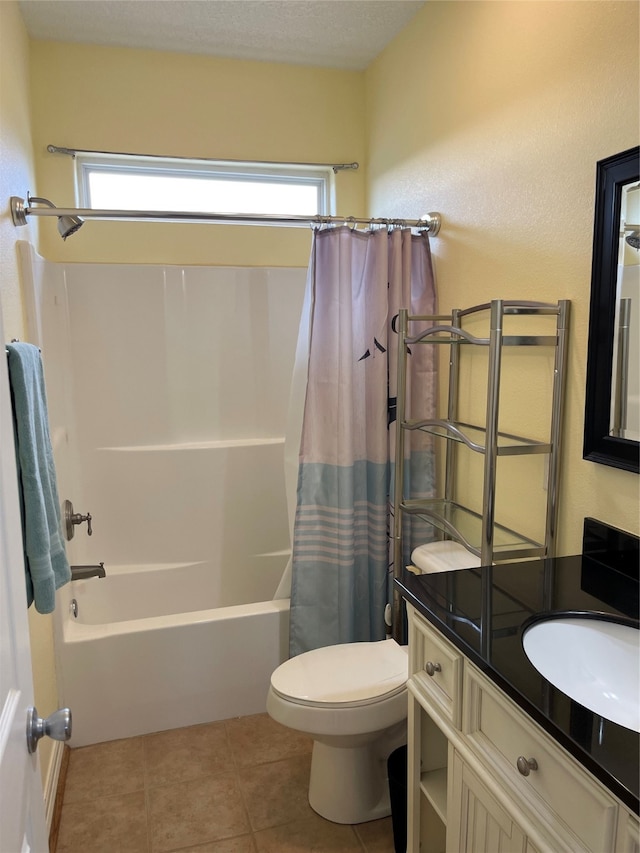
[313, 216, 332, 230]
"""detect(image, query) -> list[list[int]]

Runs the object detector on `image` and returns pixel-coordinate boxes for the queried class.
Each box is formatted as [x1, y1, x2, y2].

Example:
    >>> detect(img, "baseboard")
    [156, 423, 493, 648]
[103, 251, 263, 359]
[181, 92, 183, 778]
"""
[45, 741, 69, 852]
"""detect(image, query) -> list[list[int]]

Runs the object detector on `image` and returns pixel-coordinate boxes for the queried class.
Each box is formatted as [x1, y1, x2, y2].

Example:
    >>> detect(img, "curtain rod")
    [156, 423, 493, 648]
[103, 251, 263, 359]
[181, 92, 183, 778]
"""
[10, 196, 442, 236]
[46, 145, 359, 173]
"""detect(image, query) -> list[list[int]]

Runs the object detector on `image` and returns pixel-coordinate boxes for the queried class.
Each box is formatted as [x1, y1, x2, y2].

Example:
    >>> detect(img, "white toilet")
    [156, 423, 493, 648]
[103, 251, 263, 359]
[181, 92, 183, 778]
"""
[266, 638, 408, 824]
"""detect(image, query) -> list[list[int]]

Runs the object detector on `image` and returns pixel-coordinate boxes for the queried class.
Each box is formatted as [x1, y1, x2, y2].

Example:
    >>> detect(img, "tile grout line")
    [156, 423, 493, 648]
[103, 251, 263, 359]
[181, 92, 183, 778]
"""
[222, 718, 259, 848]
[141, 735, 153, 853]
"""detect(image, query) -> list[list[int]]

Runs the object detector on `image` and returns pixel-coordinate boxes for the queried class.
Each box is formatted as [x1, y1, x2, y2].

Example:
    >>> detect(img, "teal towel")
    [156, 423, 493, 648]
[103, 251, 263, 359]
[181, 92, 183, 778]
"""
[6, 343, 70, 613]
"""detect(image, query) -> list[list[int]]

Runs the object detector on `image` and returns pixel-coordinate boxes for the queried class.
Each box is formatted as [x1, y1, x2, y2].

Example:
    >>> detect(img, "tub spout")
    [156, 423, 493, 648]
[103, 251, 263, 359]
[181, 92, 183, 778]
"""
[70, 563, 106, 580]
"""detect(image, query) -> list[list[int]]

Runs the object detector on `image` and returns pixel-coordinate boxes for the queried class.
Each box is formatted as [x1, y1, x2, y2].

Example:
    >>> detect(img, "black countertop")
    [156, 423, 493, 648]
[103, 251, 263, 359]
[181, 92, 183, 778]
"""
[395, 519, 639, 815]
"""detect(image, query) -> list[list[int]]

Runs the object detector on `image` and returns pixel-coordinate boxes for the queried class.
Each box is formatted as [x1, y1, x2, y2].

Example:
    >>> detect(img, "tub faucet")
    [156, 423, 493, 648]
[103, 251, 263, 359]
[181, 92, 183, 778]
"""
[70, 563, 106, 580]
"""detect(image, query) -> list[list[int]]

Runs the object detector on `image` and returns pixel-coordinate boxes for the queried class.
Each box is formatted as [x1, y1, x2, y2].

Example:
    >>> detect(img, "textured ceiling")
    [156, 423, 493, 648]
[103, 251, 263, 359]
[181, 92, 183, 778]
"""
[18, 0, 426, 70]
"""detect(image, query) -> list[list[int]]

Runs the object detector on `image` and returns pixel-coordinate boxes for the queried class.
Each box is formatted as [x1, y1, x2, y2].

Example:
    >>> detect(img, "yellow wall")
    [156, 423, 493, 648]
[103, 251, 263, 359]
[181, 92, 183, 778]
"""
[29, 42, 366, 265]
[366, 0, 640, 554]
[0, 0, 58, 791]
[1, 1, 38, 326]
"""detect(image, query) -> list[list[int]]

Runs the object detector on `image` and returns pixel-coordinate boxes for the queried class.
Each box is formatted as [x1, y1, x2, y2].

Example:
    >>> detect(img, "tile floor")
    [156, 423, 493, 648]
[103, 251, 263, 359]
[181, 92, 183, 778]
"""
[55, 713, 397, 853]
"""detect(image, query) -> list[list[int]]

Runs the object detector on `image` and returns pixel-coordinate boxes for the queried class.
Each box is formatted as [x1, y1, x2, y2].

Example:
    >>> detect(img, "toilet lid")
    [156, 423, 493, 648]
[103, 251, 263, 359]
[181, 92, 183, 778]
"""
[271, 640, 408, 707]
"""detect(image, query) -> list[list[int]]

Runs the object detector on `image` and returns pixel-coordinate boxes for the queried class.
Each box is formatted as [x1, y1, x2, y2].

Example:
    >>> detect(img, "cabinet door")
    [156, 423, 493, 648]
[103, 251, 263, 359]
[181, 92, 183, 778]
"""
[448, 750, 528, 853]
[616, 810, 640, 853]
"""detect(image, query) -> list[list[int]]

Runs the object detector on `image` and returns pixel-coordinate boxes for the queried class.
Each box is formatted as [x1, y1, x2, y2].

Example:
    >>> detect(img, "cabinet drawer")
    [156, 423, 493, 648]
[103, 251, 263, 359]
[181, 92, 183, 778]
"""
[464, 663, 618, 853]
[408, 606, 463, 727]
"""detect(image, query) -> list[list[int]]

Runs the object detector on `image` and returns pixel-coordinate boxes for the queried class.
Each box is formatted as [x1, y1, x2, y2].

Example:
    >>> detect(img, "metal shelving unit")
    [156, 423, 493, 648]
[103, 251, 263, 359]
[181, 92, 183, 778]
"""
[392, 299, 570, 638]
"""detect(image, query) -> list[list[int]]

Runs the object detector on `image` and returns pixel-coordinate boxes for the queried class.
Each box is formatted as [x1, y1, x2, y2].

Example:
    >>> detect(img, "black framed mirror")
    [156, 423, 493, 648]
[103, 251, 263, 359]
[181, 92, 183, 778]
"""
[584, 146, 640, 473]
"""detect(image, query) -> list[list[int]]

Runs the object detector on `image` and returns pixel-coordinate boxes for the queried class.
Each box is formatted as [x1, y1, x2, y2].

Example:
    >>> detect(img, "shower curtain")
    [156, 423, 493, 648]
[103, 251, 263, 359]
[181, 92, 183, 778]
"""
[289, 226, 436, 656]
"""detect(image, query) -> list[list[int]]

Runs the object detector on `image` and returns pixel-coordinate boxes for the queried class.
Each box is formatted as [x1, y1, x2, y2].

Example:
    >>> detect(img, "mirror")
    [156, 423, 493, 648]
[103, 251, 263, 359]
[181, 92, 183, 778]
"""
[584, 146, 640, 473]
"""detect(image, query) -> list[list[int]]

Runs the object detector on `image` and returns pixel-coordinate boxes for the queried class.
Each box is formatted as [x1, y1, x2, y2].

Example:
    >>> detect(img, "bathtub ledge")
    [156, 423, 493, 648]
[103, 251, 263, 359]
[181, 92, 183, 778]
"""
[97, 437, 285, 451]
[63, 598, 291, 641]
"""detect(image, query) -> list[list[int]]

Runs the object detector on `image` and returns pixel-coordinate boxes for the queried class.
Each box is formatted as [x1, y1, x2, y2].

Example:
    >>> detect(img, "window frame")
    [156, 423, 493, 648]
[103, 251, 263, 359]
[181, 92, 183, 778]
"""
[75, 153, 334, 218]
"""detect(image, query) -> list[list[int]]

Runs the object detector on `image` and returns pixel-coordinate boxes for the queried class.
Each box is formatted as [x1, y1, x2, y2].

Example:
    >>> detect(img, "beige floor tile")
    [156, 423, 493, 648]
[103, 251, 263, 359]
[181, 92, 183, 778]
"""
[166, 836, 257, 852]
[57, 717, 392, 853]
[254, 813, 363, 852]
[225, 713, 313, 767]
[63, 737, 146, 804]
[143, 721, 233, 787]
[148, 771, 251, 852]
[353, 817, 395, 852]
[57, 790, 149, 853]
[237, 754, 314, 832]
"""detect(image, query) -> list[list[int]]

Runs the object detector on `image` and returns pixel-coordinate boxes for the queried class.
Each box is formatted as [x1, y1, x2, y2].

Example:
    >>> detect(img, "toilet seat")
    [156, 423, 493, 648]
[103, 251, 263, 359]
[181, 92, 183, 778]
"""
[270, 640, 408, 708]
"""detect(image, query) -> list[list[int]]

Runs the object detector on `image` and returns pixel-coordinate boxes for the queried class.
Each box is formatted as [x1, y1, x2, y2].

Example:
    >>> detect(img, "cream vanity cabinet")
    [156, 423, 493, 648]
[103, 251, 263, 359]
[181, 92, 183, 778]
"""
[406, 604, 640, 853]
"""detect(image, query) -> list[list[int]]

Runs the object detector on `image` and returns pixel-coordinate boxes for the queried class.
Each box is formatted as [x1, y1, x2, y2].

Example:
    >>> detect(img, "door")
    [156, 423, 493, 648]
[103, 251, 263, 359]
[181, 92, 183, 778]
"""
[448, 750, 528, 853]
[0, 311, 48, 852]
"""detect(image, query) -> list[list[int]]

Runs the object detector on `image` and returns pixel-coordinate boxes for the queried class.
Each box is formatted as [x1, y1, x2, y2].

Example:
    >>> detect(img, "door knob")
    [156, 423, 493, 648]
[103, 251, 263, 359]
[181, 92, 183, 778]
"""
[26, 706, 72, 754]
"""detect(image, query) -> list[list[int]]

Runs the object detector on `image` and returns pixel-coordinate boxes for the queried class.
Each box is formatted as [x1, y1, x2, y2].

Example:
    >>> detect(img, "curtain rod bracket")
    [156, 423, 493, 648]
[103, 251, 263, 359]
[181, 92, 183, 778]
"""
[47, 145, 76, 158]
[332, 163, 359, 173]
[421, 213, 441, 236]
[10, 196, 27, 226]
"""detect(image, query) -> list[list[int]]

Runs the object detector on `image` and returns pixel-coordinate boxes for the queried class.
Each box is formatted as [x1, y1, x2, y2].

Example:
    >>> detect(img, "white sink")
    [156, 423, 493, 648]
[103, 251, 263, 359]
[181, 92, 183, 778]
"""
[522, 615, 640, 732]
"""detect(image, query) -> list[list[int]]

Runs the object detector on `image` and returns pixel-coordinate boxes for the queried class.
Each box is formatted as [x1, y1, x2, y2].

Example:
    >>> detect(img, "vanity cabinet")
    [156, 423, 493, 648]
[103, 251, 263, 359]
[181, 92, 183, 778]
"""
[407, 603, 638, 853]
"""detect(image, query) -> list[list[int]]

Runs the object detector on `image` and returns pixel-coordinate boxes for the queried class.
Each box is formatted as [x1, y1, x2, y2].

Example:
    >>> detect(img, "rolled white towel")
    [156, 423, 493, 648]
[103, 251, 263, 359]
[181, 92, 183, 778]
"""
[410, 541, 481, 574]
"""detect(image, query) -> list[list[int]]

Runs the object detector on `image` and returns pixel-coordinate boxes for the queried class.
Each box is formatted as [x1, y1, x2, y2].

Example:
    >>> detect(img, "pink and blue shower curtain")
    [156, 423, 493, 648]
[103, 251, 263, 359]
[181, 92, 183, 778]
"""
[289, 226, 436, 656]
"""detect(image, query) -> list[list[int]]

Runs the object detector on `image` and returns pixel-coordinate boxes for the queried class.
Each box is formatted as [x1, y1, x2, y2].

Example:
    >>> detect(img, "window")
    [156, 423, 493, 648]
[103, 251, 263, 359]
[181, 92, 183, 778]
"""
[75, 154, 333, 217]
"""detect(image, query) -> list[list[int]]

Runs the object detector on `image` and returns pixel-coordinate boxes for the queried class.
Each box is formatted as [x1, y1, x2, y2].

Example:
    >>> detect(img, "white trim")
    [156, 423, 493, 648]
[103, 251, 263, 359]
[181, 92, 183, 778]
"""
[43, 739, 65, 833]
[75, 153, 333, 217]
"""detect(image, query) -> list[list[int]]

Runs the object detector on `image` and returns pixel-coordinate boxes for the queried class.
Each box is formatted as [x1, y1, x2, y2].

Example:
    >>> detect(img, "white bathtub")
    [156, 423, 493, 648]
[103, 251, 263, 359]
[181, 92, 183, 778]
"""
[58, 563, 290, 747]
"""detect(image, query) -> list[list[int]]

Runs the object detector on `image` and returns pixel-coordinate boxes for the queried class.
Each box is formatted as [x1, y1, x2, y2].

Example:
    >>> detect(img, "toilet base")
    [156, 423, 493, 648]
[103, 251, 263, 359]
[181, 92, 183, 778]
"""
[307, 735, 400, 824]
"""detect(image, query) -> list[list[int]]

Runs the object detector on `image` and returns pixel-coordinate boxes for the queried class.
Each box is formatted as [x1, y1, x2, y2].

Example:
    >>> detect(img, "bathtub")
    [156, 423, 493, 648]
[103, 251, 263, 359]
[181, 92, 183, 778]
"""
[57, 562, 290, 747]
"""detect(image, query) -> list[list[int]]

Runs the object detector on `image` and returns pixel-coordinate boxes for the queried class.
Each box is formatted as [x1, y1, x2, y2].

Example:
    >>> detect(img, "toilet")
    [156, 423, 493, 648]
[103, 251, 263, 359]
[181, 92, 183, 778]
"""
[266, 638, 408, 824]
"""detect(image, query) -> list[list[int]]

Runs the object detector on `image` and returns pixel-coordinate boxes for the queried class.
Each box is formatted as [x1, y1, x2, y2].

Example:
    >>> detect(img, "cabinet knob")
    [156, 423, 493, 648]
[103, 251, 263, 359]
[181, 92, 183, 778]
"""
[516, 756, 538, 776]
[424, 661, 442, 677]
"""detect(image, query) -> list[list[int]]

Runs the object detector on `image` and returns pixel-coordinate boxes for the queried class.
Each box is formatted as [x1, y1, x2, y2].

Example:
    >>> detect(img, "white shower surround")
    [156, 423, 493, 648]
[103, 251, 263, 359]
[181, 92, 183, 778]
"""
[19, 243, 306, 744]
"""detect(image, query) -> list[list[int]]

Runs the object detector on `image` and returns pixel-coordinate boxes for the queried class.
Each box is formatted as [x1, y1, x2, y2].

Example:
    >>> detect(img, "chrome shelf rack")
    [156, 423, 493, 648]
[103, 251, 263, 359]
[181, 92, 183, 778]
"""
[392, 299, 571, 639]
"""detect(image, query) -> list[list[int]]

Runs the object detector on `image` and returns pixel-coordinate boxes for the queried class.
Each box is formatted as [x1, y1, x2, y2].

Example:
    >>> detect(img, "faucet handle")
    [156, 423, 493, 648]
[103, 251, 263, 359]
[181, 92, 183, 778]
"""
[63, 500, 93, 540]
